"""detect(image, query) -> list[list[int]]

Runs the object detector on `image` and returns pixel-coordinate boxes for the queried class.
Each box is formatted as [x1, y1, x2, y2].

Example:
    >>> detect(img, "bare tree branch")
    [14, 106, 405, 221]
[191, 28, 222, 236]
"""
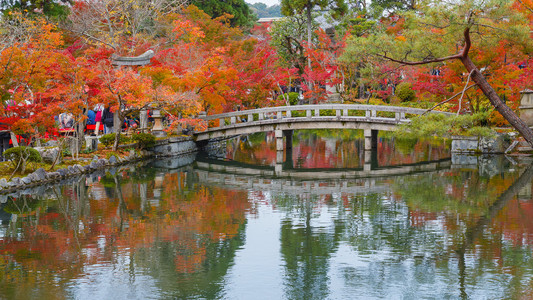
[457, 69, 475, 115]
[378, 53, 463, 65]
[423, 84, 477, 115]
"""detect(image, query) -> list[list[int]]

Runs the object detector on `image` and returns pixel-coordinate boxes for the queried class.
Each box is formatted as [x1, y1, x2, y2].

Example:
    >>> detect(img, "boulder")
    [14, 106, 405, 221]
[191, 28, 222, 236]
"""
[68, 166, 76, 174]
[109, 155, 117, 164]
[21, 176, 32, 185]
[34, 147, 62, 164]
[34, 168, 48, 181]
[74, 164, 84, 173]
[0, 178, 8, 189]
[11, 177, 21, 186]
[57, 168, 67, 177]
[27, 173, 37, 182]
[98, 159, 108, 167]
[48, 172, 60, 179]
[89, 161, 99, 169]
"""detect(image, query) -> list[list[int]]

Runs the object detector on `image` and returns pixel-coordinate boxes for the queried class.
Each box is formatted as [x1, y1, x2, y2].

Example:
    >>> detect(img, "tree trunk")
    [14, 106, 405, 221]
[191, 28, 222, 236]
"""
[461, 55, 533, 146]
[112, 112, 124, 151]
[305, 4, 313, 95]
[113, 126, 121, 151]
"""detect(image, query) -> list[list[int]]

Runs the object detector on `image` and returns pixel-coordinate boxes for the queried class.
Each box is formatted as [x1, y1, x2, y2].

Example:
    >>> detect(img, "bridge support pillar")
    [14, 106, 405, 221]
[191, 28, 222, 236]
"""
[276, 130, 284, 175]
[275, 130, 284, 151]
[363, 148, 378, 171]
[364, 150, 372, 171]
[364, 129, 378, 151]
[275, 163, 283, 176]
[276, 151, 284, 164]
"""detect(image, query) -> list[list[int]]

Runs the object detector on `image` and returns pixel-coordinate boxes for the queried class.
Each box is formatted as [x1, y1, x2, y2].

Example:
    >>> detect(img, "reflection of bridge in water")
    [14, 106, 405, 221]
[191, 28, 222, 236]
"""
[191, 157, 452, 194]
[195, 151, 452, 179]
[194, 167, 390, 195]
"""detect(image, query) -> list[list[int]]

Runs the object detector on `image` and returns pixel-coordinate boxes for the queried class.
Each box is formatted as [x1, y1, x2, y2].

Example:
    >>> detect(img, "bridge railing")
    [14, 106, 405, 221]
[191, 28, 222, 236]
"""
[199, 104, 452, 130]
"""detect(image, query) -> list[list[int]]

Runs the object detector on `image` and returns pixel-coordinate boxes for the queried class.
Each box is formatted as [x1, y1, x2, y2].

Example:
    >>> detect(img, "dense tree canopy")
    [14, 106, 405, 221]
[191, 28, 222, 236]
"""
[0, 0, 71, 17]
[2, 0, 533, 146]
[341, 0, 533, 144]
[190, 0, 256, 28]
[249, 2, 281, 18]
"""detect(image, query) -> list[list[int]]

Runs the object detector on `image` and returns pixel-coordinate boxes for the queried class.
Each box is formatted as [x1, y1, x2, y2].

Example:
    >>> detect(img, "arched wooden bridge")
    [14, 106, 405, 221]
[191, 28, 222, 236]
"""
[195, 104, 452, 151]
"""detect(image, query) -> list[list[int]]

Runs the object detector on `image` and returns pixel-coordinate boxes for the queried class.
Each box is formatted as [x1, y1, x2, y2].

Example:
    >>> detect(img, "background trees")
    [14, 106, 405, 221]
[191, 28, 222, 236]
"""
[249, 2, 281, 18]
[341, 0, 533, 143]
[2, 0, 533, 145]
[190, 0, 256, 28]
[0, 1, 293, 146]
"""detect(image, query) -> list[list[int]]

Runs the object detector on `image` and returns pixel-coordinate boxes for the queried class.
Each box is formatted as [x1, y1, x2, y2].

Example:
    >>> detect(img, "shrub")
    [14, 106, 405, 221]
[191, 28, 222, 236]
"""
[99, 133, 129, 147]
[131, 132, 156, 150]
[3, 146, 42, 173]
[278, 92, 300, 105]
[395, 112, 496, 140]
[396, 82, 416, 102]
[106, 151, 119, 160]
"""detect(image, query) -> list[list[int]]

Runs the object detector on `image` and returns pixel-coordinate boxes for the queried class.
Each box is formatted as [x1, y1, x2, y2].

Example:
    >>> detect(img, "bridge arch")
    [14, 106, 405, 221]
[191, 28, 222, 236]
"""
[194, 104, 452, 152]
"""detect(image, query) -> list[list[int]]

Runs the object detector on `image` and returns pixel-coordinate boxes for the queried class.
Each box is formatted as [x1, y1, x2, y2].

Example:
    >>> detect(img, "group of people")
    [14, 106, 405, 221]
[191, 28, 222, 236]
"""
[58, 104, 140, 135]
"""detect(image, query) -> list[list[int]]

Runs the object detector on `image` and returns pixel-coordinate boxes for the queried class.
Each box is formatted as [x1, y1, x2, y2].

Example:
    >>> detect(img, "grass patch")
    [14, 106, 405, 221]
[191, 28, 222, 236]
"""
[0, 148, 133, 180]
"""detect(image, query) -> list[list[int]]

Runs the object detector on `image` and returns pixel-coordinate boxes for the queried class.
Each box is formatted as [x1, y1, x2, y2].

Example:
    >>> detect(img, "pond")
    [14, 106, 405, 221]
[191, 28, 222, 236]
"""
[0, 130, 532, 299]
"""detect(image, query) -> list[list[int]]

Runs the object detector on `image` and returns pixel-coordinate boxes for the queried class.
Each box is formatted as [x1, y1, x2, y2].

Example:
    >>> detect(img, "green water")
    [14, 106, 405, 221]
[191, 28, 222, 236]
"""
[0, 130, 532, 299]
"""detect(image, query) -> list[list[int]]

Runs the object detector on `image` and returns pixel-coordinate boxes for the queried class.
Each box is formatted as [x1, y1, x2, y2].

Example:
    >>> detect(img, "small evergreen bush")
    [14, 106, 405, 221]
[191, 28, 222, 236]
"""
[3, 146, 42, 173]
[99, 133, 129, 147]
[131, 133, 156, 150]
[396, 82, 416, 102]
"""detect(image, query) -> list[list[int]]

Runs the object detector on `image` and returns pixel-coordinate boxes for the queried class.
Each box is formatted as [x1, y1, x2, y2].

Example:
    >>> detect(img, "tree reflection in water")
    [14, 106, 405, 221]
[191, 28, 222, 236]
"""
[0, 155, 533, 299]
[0, 167, 250, 299]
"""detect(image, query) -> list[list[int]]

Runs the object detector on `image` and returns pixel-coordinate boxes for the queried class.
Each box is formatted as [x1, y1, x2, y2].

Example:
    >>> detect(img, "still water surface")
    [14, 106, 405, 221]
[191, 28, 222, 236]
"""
[1, 130, 533, 299]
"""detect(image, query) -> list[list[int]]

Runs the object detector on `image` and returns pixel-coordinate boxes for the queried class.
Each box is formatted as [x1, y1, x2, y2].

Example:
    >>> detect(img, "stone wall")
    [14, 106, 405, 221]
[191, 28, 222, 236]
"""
[451, 135, 508, 154]
[0, 150, 150, 195]
[150, 137, 197, 156]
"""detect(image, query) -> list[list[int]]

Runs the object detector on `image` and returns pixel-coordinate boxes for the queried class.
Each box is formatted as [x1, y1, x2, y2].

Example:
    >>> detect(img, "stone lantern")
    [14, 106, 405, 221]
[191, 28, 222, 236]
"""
[519, 89, 533, 127]
[151, 109, 167, 137]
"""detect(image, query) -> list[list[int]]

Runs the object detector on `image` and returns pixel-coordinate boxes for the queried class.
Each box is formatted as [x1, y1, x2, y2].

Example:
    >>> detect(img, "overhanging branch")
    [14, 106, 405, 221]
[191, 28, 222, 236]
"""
[378, 53, 462, 65]
[423, 84, 477, 115]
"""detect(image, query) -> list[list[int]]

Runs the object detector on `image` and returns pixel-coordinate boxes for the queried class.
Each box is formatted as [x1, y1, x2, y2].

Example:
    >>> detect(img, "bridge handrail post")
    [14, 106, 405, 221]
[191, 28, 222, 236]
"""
[277, 111, 282, 119]
[248, 114, 253, 122]
[306, 109, 312, 118]
[315, 108, 320, 117]
[219, 118, 224, 128]
[286, 109, 291, 118]
[336, 109, 341, 118]
[343, 109, 348, 117]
